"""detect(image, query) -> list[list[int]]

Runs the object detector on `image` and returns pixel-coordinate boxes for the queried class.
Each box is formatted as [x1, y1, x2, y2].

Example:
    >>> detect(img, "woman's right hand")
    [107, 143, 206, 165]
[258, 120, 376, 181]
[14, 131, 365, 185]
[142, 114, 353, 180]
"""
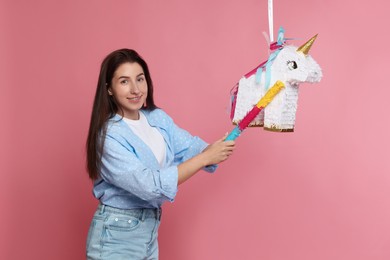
[202, 134, 236, 165]
[177, 134, 236, 185]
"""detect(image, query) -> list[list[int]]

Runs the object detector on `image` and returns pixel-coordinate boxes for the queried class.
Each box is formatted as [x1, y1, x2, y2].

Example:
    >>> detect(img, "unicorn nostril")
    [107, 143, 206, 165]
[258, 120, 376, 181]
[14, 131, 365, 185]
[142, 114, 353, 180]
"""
[311, 71, 321, 78]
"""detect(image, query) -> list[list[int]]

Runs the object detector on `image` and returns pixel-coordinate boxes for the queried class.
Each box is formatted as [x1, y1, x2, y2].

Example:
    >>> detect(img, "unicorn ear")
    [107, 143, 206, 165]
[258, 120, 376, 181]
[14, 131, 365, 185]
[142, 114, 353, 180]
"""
[297, 34, 318, 56]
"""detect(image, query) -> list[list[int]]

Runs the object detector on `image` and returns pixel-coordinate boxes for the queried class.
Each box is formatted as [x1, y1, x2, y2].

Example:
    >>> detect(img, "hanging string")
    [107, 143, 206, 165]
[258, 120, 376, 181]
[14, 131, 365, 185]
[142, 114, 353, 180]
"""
[268, 0, 274, 42]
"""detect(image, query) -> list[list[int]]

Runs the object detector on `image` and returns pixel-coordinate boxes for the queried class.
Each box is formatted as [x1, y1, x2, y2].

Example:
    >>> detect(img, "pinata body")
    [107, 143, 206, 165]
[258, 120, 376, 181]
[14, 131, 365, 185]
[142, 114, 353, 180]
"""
[231, 38, 322, 132]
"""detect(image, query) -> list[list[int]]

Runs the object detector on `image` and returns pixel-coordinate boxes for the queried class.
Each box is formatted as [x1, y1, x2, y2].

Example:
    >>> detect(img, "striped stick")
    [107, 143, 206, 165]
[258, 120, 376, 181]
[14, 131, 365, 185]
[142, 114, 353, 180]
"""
[225, 81, 285, 141]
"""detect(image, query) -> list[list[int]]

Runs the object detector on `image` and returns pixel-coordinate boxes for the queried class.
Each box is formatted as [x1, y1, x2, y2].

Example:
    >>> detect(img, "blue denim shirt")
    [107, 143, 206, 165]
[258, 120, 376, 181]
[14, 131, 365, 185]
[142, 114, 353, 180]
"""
[93, 109, 217, 209]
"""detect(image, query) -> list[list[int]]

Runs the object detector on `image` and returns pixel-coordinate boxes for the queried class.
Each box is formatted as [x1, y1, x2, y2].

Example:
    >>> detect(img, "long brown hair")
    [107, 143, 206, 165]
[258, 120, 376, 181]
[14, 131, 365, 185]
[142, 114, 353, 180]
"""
[86, 49, 157, 180]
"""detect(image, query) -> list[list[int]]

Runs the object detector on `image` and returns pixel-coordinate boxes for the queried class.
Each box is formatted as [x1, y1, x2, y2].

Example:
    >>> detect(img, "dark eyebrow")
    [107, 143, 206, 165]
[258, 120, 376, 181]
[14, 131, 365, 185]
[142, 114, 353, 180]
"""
[117, 73, 144, 80]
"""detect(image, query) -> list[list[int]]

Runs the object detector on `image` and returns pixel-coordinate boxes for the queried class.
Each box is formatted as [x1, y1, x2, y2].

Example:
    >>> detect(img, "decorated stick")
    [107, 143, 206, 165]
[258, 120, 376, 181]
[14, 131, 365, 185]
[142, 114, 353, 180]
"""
[225, 80, 285, 141]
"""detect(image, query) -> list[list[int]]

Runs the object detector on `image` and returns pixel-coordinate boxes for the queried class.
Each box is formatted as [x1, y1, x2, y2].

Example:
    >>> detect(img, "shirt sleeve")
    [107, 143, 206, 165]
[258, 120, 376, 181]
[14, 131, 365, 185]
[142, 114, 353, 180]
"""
[166, 114, 218, 173]
[100, 133, 178, 202]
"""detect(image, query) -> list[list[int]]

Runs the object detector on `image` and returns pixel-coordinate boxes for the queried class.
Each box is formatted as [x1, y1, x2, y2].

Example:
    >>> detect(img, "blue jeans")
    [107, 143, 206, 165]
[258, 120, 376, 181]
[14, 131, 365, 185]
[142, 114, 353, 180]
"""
[86, 204, 162, 260]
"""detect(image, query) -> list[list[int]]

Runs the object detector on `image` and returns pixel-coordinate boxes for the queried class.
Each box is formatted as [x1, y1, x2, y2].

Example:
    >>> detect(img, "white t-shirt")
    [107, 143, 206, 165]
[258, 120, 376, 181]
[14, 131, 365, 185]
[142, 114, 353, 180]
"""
[122, 111, 166, 166]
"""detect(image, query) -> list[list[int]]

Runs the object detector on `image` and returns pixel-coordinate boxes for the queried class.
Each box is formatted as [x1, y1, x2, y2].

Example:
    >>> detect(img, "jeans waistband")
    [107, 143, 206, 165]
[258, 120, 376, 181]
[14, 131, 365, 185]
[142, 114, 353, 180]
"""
[98, 204, 162, 221]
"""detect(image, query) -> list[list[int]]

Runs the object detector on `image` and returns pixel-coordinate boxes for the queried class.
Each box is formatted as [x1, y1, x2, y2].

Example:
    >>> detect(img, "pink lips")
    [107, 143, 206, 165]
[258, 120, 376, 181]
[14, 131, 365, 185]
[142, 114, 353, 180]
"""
[127, 96, 142, 103]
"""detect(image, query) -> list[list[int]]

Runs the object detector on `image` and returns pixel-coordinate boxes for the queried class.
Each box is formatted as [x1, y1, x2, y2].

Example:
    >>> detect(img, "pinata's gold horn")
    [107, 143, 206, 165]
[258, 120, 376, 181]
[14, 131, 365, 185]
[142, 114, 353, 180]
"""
[297, 34, 318, 56]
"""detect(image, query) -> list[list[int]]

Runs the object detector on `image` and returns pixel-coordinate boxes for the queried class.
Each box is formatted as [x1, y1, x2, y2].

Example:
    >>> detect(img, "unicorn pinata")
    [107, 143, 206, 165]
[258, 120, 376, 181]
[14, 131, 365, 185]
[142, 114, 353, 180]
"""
[230, 27, 322, 132]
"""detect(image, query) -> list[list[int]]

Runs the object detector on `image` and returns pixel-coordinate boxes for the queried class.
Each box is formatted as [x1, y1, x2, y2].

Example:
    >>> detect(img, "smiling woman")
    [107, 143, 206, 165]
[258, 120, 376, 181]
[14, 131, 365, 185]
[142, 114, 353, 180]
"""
[108, 62, 148, 120]
[85, 49, 235, 259]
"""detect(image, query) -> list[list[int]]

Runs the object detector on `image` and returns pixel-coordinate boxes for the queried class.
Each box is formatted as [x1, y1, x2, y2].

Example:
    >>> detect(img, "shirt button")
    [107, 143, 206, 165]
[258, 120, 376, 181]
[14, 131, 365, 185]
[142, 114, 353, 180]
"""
[128, 220, 132, 223]
[115, 218, 118, 221]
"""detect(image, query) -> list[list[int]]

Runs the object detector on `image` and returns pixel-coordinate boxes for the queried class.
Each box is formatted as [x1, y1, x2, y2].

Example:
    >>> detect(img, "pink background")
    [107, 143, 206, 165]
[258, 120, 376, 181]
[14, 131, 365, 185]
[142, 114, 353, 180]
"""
[2, 0, 390, 259]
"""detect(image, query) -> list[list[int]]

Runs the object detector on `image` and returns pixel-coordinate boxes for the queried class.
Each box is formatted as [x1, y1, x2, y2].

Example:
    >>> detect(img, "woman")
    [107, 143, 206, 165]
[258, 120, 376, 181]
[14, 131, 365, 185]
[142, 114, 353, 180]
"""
[86, 49, 235, 259]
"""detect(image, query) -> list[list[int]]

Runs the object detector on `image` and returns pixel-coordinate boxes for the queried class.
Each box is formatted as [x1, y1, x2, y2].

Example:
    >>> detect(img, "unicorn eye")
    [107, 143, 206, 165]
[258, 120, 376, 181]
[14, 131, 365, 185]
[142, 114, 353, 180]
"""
[287, 60, 298, 70]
